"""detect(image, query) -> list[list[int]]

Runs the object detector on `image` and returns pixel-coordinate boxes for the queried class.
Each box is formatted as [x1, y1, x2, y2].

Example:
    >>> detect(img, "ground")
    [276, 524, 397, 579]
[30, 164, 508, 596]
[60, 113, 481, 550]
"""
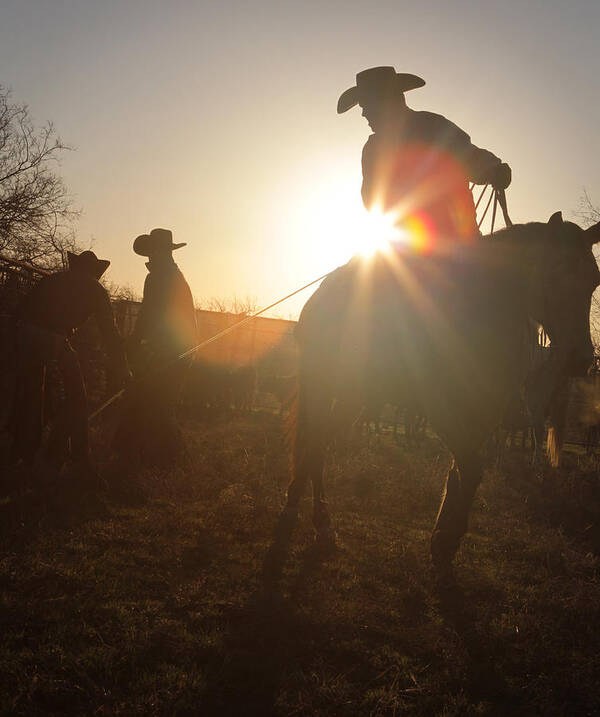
[2, 411, 600, 715]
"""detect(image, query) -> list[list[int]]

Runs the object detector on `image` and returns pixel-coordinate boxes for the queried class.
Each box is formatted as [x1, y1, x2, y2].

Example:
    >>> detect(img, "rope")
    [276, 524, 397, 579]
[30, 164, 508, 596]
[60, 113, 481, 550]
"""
[490, 190, 498, 233]
[474, 184, 490, 211]
[474, 185, 512, 233]
[88, 270, 331, 422]
[496, 188, 513, 227]
[477, 186, 495, 229]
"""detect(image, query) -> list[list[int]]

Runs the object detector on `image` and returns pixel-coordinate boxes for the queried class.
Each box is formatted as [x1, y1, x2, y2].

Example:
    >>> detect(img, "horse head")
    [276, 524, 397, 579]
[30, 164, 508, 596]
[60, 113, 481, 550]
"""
[531, 211, 600, 377]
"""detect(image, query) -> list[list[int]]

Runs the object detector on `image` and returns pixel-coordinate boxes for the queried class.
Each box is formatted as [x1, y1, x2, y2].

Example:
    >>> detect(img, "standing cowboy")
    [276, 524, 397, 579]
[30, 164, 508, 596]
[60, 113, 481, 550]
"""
[337, 66, 512, 250]
[115, 228, 196, 464]
[129, 228, 197, 360]
[9, 250, 130, 482]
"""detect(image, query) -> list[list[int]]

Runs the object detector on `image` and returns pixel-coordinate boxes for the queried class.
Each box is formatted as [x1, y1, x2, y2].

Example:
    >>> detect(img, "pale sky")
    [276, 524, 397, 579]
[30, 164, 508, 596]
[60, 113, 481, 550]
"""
[2, 0, 599, 317]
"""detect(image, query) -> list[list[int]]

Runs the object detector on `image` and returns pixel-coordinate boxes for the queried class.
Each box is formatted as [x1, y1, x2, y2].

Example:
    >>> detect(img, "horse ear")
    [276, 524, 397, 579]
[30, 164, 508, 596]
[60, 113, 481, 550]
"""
[548, 211, 563, 227]
[584, 220, 600, 246]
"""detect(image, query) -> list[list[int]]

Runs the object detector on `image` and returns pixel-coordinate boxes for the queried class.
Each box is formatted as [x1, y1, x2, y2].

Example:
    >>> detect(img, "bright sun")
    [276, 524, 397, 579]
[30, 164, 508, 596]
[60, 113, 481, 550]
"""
[352, 204, 402, 257]
[294, 177, 406, 267]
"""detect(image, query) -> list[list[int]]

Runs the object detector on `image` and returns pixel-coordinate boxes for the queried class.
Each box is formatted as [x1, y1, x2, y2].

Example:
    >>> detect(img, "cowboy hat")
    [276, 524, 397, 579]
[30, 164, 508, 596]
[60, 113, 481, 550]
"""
[67, 250, 110, 280]
[133, 228, 186, 257]
[337, 66, 425, 114]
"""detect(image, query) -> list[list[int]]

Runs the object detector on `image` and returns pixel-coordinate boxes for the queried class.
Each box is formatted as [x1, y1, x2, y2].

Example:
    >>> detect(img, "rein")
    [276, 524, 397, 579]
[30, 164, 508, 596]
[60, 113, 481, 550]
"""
[496, 189, 513, 228]
[474, 185, 513, 233]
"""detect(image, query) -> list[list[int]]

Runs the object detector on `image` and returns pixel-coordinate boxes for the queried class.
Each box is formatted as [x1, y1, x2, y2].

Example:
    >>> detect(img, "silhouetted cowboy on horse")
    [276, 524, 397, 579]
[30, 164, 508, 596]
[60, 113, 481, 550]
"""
[338, 66, 512, 248]
[263, 69, 600, 586]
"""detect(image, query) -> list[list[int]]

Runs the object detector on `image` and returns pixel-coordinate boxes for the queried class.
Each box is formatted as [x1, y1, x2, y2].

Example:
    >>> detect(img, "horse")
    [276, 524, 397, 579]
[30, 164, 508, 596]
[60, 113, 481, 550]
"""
[265, 213, 600, 579]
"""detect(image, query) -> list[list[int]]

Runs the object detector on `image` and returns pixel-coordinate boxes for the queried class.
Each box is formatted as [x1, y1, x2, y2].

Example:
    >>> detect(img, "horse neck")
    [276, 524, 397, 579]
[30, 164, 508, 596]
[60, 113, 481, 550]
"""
[482, 226, 547, 322]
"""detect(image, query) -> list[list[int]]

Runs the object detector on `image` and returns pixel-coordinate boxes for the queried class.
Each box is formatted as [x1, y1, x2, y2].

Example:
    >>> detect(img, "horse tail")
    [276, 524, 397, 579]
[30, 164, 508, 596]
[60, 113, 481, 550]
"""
[546, 384, 569, 467]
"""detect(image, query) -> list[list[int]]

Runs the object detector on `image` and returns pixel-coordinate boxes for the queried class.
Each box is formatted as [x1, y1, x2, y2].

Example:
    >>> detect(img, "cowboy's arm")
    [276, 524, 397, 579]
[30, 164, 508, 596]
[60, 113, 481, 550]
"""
[463, 141, 508, 187]
[450, 123, 511, 189]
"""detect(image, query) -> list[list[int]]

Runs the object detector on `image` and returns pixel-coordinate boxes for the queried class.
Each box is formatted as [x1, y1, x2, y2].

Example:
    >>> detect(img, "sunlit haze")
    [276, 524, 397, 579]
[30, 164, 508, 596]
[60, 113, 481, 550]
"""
[1, 1, 599, 317]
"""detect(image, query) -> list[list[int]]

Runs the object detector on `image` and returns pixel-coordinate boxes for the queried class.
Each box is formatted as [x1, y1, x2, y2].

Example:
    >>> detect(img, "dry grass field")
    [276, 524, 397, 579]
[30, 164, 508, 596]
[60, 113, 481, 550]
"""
[2, 410, 600, 715]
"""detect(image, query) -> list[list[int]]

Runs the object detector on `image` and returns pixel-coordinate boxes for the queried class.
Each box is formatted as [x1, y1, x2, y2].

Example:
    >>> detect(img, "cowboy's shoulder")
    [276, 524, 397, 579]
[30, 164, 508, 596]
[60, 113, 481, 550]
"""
[85, 274, 112, 305]
[63, 271, 111, 312]
[50, 268, 93, 294]
[142, 265, 167, 289]
[409, 110, 471, 143]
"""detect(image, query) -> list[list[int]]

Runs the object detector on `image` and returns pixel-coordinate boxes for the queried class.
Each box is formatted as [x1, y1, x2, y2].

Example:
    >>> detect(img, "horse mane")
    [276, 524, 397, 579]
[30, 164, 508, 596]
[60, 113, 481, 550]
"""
[483, 221, 547, 244]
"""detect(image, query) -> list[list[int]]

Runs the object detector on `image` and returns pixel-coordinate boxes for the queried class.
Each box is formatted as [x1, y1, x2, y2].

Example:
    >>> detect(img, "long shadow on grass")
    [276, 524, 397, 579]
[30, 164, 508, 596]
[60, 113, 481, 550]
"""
[199, 594, 307, 716]
[435, 574, 518, 709]
[508, 459, 600, 554]
[288, 541, 338, 603]
[0, 453, 169, 549]
[0, 476, 110, 548]
[198, 541, 336, 715]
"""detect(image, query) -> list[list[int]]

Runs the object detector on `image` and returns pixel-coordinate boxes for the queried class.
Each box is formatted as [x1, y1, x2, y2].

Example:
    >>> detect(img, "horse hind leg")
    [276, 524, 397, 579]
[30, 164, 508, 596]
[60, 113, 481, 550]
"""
[310, 431, 336, 552]
[431, 452, 482, 574]
[263, 373, 332, 583]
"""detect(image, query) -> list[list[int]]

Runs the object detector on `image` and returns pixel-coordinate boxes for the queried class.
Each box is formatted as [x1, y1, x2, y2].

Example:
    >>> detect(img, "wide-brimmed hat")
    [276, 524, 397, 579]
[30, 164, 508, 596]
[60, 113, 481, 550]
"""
[67, 250, 110, 280]
[337, 66, 425, 114]
[133, 228, 186, 257]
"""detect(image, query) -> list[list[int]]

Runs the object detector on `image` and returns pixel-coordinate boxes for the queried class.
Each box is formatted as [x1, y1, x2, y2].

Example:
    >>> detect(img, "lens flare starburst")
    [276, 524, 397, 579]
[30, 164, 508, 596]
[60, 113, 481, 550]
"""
[353, 205, 401, 257]
[288, 174, 432, 272]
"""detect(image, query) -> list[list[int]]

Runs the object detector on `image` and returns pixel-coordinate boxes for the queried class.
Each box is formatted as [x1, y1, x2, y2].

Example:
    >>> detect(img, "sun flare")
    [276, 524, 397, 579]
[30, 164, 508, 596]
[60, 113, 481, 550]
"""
[292, 176, 408, 269]
[353, 205, 402, 257]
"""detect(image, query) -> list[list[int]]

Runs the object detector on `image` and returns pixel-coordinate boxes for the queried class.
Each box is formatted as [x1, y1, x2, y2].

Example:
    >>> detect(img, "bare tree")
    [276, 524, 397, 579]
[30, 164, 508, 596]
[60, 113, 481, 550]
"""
[196, 295, 259, 315]
[575, 191, 600, 351]
[0, 86, 79, 270]
[577, 190, 600, 227]
[101, 278, 140, 303]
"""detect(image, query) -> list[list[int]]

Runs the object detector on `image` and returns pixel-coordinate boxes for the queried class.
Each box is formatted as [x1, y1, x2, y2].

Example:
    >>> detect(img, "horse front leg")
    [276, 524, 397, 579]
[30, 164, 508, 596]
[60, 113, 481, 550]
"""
[430, 451, 482, 572]
[278, 434, 326, 546]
